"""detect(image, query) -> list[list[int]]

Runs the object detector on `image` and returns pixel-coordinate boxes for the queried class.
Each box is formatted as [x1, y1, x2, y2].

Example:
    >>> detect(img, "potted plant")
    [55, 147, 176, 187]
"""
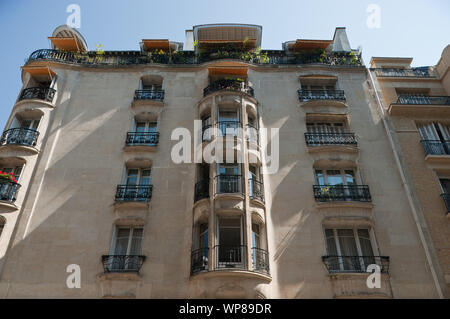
[0, 171, 18, 184]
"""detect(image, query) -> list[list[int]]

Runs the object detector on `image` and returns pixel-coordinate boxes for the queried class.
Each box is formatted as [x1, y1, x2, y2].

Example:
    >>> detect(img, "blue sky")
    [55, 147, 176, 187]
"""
[0, 0, 449, 130]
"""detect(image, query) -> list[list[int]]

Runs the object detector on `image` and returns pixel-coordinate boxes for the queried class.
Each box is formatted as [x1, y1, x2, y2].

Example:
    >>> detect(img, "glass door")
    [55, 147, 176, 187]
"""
[217, 217, 243, 268]
[217, 164, 240, 193]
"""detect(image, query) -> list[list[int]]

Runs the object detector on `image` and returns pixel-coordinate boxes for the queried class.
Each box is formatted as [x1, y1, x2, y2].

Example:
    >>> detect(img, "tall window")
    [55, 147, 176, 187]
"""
[110, 226, 144, 271]
[418, 122, 450, 154]
[217, 164, 241, 193]
[125, 168, 151, 186]
[325, 228, 375, 272]
[217, 108, 239, 137]
[217, 217, 243, 267]
[315, 169, 356, 186]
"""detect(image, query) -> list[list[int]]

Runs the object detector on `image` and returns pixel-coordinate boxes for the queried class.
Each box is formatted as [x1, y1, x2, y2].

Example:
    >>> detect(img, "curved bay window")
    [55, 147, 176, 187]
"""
[216, 217, 246, 269]
[249, 165, 264, 202]
[217, 106, 241, 137]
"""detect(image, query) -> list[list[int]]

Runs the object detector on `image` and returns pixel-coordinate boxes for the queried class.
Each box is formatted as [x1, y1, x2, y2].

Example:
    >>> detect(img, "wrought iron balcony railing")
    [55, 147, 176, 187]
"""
[203, 80, 254, 97]
[126, 132, 159, 146]
[214, 245, 247, 269]
[252, 247, 270, 275]
[194, 179, 209, 202]
[115, 184, 153, 202]
[420, 140, 450, 156]
[313, 185, 372, 202]
[249, 179, 264, 202]
[215, 175, 242, 194]
[246, 124, 259, 145]
[134, 89, 164, 101]
[305, 132, 357, 146]
[27, 49, 363, 67]
[190, 247, 209, 275]
[0, 181, 21, 203]
[397, 95, 450, 105]
[374, 67, 434, 78]
[298, 89, 346, 102]
[101, 255, 146, 273]
[19, 87, 56, 103]
[216, 121, 242, 137]
[0, 128, 39, 147]
[441, 194, 450, 214]
[322, 255, 390, 274]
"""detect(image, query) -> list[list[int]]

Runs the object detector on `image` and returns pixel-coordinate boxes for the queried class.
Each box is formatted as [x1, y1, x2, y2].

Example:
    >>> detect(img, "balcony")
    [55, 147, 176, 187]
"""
[190, 246, 270, 277]
[18, 87, 56, 103]
[194, 179, 209, 202]
[115, 185, 152, 202]
[374, 67, 434, 78]
[0, 128, 39, 148]
[101, 255, 146, 273]
[298, 89, 346, 102]
[134, 89, 164, 101]
[249, 179, 264, 203]
[125, 132, 159, 146]
[322, 255, 390, 274]
[313, 185, 372, 202]
[389, 95, 450, 116]
[203, 80, 254, 97]
[215, 175, 242, 195]
[216, 121, 242, 137]
[441, 194, 450, 214]
[305, 132, 357, 146]
[421, 140, 450, 156]
[0, 181, 21, 203]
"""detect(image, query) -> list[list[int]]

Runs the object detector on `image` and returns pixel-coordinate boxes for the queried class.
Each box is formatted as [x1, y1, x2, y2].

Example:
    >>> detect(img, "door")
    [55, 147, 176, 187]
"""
[218, 108, 239, 136]
[217, 217, 243, 268]
[217, 164, 240, 193]
[111, 227, 144, 271]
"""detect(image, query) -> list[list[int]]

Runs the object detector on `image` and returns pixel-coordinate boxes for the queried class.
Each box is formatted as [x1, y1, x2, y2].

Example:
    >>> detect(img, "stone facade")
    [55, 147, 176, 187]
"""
[0, 24, 445, 298]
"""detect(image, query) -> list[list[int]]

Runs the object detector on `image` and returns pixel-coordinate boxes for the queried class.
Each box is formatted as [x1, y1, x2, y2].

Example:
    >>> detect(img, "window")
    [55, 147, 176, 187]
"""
[439, 179, 450, 194]
[217, 217, 243, 267]
[217, 164, 241, 193]
[417, 122, 450, 155]
[109, 226, 144, 271]
[315, 169, 356, 186]
[201, 115, 212, 141]
[217, 108, 240, 136]
[125, 168, 151, 186]
[325, 228, 375, 272]
[0, 166, 23, 182]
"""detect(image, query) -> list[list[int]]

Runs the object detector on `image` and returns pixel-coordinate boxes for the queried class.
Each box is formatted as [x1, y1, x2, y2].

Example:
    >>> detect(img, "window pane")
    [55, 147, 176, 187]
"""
[315, 170, 325, 185]
[345, 170, 355, 185]
[126, 169, 139, 185]
[114, 228, 130, 255]
[357, 229, 374, 256]
[129, 228, 143, 255]
[136, 122, 146, 133]
[147, 122, 157, 133]
[326, 170, 343, 186]
[140, 169, 151, 185]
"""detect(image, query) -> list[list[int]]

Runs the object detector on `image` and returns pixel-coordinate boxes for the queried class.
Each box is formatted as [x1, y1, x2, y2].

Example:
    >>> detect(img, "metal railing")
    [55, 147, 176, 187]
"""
[125, 132, 159, 146]
[115, 184, 153, 202]
[249, 179, 264, 202]
[19, 87, 56, 103]
[101, 255, 146, 273]
[27, 48, 363, 67]
[420, 140, 450, 155]
[441, 194, 450, 214]
[298, 89, 346, 102]
[203, 80, 254, 97]
[322, 255, 390, 273]
[134, 89, 164, 101]
[246, 124, 259, 145]
[190, 247, 209, 275]
[397, 95, 450, 105]
[374, 67, 434, 78]
[0, 181, 21, 203]
[313, 185, 372, 202]
[214, 245, 247, 269]
[194, 179, 210, 202]
[305, 132, 357, 146]
[0, 128, 39, 147]
[252, 247, 270, 274]
[215, 175, 242, 194]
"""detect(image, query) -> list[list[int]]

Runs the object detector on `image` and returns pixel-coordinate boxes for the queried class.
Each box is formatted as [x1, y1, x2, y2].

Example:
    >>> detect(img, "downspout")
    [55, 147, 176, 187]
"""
[367, 69, 445, 299]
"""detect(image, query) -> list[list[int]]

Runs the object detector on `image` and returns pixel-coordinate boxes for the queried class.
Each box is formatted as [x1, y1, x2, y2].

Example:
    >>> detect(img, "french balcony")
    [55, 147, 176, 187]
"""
[194, 179, 209, 202]
[421, 140, 450, 156]
[115, 184, 153, 202]
[215, 175, 242, 195]
[313, 185, 372, 202]
[441, 194, 450, 214]
[134, 89, 164, 101]
[305, 132, 357, 146]
[298, 89, 346, 102]
[215, 245, 247, 270]
[397, 95, 450, 106]
[101, 255, 146, 274]
[252, 247, 270, 275]
[322, 255, 390, 274]
[389, 95, 450, 116]
[0, 128, 39, 148]
[249, 179, 264, 203]
[18, 87, 56, 103]
[0, 181, 21, 204]
[203, 80, 254, 97]
[125, 132, 159, 146]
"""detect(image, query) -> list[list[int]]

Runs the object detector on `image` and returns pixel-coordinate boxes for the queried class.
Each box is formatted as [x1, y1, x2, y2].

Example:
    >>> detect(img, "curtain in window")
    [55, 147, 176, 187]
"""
[325, 229, 339, 271]
[337, 229, 359, 271]
[358, 229, 375, 268]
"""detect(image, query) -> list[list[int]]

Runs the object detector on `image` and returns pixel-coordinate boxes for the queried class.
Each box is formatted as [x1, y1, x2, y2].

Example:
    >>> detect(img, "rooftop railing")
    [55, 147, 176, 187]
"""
[374, 67, 435, 78]
[396, 95, 450, 105]
[203, 80, 254, 97]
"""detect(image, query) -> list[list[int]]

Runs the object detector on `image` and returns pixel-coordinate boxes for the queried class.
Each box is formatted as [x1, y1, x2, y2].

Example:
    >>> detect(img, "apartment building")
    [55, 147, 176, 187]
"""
[0, 24, 443, 298]
[369, 46, 450, 298]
